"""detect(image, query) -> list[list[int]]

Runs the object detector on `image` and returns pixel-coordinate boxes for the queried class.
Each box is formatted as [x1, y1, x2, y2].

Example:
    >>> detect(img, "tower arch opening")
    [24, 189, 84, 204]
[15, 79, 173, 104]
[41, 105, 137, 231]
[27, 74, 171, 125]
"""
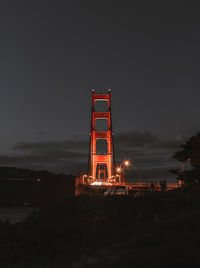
[96, 139, 107, 155]
[94, 100, 109, 112]
[95, 119, 108, 131]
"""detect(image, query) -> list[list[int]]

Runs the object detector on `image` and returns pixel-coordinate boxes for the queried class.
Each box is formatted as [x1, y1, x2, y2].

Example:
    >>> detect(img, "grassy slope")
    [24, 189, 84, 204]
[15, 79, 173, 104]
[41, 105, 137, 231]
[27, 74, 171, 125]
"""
[1, 185, 200, 267]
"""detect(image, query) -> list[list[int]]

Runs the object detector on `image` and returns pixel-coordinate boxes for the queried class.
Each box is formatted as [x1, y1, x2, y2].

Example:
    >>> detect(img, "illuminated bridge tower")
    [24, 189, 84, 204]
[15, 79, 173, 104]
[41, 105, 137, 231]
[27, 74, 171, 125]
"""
[88, 89, 115, 182]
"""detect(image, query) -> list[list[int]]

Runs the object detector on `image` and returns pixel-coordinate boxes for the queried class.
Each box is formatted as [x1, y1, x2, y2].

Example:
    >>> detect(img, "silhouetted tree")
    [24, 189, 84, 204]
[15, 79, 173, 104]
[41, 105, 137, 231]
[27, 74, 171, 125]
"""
[173, 132, 200, 184]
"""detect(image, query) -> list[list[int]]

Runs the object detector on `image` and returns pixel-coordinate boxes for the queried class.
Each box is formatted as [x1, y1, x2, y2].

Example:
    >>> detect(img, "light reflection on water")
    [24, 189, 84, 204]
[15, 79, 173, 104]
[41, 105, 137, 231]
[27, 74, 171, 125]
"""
[0, 207, 38, 224]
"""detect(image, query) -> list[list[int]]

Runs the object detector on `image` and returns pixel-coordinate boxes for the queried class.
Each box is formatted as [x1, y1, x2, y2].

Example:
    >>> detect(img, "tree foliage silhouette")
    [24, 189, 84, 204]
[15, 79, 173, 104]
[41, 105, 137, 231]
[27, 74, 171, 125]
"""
[173, 132, 200, 183]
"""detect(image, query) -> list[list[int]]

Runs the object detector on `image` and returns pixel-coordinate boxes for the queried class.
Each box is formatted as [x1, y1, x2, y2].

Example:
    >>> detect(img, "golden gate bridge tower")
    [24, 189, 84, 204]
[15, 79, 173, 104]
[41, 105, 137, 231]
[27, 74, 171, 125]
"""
[75, 89, 179, 195]
[87, 89, 115, 183]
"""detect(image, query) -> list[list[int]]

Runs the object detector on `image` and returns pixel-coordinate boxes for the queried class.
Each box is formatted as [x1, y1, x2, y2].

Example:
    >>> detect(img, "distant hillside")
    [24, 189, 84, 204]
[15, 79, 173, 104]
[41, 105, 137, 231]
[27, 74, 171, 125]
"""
[0, 166, 75, 207]
[0, 166, 59, 179]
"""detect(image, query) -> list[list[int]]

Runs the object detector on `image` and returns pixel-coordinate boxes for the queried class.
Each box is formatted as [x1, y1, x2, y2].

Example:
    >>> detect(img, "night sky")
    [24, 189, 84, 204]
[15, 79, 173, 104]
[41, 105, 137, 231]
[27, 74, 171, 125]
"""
[0, 1, 199, 180]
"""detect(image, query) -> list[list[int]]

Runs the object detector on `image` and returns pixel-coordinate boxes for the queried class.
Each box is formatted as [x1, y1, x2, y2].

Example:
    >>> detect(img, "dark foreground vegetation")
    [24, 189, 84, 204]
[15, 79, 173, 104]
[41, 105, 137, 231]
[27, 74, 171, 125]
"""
[172, 131, 200, 185]
[1, 184, 200, 267]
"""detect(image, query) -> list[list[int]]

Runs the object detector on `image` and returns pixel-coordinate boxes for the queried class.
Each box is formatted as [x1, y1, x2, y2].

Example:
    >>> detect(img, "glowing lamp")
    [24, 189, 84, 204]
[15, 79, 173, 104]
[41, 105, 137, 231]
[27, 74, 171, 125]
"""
[124, 160, 130, 166]
[117, 167, 121, 172]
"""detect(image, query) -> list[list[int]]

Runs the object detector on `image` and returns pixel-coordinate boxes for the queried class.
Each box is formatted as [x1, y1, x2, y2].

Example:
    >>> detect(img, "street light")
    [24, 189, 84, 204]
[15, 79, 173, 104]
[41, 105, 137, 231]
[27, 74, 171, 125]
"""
[116, 167, 121, 173]
[116, 160, 131, 184]
[124, 160, 130, 167]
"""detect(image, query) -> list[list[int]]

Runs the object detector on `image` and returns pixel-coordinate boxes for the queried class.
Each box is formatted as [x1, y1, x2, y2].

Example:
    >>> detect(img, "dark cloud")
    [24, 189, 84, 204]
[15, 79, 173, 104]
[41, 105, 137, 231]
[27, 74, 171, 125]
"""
[1, 138, 89, 174]
[115, 131, 183, 150]
[149, 140, 183, 150]
[114, 131, 182, 179]
[115, 131, 157, 147]
[0, 131, 182, 179]
[13, 138, 89, 152]
[0, 151, 86, 165]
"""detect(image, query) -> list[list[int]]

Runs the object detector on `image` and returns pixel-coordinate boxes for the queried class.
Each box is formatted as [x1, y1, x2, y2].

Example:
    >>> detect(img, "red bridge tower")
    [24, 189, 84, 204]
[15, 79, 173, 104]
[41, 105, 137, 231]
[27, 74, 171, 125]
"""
[88, 89, 115, 182]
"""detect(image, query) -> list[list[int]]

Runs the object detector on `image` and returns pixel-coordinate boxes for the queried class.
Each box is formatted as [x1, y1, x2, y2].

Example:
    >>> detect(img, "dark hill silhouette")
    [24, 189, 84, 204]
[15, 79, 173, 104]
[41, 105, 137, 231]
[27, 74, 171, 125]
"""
[0, 166, 58, 179]
[0, 166, 75, 206]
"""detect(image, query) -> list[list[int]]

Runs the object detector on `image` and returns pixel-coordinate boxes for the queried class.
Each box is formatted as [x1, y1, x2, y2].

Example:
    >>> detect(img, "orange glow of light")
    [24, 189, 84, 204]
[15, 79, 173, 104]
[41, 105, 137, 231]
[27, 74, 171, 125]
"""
[124, 160, 130, 167]
[117, 167, 121, 172]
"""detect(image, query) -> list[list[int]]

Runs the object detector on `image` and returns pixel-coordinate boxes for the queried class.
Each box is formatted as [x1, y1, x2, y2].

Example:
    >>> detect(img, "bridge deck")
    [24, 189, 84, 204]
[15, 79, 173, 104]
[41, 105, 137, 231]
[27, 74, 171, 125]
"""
[75, 181, 179, 196]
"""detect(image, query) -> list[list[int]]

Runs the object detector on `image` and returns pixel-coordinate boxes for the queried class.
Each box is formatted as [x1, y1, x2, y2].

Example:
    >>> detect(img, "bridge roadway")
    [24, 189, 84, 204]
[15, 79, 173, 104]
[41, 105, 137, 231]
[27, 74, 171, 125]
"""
[126, 182, 179, 191]
[75, 181, 179, 196]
